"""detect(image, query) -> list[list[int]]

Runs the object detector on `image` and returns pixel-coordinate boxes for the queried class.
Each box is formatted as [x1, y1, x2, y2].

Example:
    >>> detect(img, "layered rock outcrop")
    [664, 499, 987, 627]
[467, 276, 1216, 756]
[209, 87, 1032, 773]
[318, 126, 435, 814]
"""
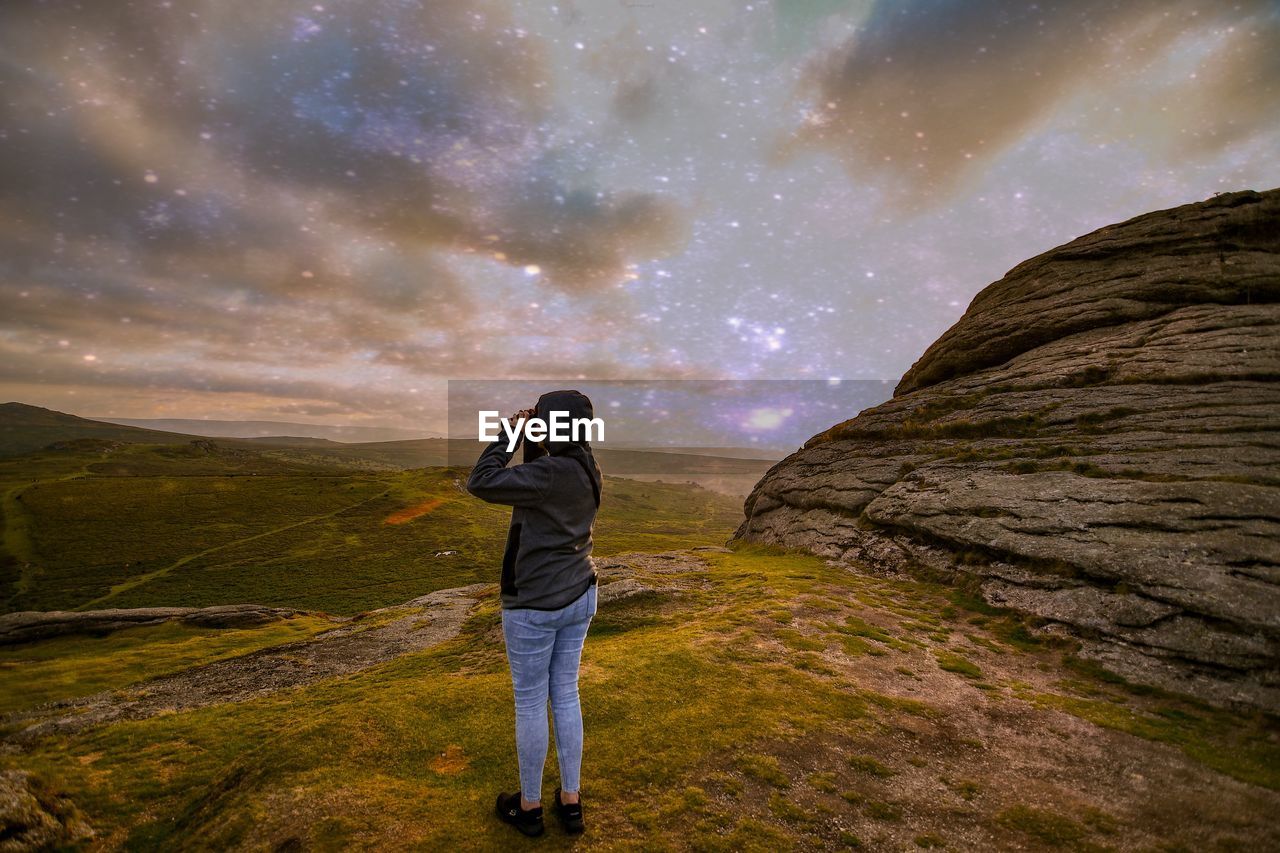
[734, 189, 1280, 710]
[0, 604, 303, 645]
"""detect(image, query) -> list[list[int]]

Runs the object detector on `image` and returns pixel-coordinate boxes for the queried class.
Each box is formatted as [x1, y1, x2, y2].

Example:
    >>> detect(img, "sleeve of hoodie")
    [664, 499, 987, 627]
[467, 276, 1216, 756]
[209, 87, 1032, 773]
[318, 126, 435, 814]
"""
[465, 435, 554, 507]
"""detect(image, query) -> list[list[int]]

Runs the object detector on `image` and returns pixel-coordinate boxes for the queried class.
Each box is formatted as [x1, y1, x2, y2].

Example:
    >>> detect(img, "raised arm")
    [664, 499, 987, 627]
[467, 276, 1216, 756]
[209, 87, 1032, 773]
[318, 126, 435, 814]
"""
[466, 430, 553, 507]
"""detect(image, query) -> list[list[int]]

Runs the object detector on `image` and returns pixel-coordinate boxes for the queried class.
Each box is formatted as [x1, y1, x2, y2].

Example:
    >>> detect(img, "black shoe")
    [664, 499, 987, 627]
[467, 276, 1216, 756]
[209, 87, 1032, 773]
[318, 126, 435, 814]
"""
[496, 790, 544, 837]
[554, 787, 585, 834]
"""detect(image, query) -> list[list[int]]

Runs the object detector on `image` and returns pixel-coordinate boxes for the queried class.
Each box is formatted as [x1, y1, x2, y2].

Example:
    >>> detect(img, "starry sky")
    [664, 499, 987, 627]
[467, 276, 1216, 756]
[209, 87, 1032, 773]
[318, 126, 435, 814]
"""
[2, 0, 1277, 437]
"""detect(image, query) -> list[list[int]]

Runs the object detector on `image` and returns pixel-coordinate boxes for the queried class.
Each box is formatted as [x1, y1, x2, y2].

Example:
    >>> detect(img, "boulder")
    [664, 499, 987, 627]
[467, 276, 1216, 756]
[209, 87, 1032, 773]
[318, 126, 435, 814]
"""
[734, 188, 1280, 710]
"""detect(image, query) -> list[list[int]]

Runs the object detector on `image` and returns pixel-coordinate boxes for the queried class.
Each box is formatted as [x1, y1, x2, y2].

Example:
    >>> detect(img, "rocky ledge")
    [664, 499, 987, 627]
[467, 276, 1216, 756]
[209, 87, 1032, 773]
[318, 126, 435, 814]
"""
[2, 586, 486, 745]
[0, 604, 304, 645]
[734, 188, 1280, 711]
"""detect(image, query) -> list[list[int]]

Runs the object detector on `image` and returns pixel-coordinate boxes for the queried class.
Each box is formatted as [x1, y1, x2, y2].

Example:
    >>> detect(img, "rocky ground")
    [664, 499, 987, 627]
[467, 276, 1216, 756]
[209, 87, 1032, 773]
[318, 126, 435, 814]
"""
[1, 586, 484, 744]
[0, 604, 305, 645]
[735, 188, 1280, 711]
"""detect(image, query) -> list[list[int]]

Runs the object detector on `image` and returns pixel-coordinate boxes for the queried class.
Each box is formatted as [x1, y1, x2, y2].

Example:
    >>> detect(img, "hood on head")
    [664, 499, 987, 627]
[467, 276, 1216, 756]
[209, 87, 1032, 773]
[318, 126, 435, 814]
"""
[529, 389, 596, 457]
[522, 389, 602, 507]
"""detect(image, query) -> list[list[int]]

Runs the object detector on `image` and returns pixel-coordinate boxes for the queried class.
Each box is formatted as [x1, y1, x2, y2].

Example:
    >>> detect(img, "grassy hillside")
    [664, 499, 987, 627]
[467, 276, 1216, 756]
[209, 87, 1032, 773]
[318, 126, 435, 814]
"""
[87, 416, 436, 444]
[0, 402, 217, 457]
[1, 443, 742, 615]
[2, 543, 1276, 850]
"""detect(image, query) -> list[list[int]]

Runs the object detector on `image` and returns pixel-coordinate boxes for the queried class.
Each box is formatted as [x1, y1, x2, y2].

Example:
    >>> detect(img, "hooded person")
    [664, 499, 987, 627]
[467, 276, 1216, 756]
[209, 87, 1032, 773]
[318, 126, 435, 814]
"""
[470, 390, 602, 834]
[466, 389, 602, 609]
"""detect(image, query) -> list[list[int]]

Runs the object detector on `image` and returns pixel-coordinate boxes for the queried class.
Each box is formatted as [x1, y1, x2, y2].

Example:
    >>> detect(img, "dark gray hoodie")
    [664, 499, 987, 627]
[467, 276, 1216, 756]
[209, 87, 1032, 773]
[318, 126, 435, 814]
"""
[466, 389, 601, 610]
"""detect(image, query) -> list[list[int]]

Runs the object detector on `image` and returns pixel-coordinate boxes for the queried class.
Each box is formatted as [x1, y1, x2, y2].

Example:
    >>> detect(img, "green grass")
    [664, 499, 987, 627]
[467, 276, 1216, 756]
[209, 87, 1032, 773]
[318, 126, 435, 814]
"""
[995, 805, 1095, 848]
[769, 790, 814, 823]
[0, 617, 335, 715]
[863, 799, 902, 821]
[1, 448, 742, 615]
[1023, 690, 1280, 791]
[847, 754, 894, 778]
[773, 628, 828, 652]
[807, 771, 839, 793]
[934, 650, 982, 679]
[734, 753, 790, 788]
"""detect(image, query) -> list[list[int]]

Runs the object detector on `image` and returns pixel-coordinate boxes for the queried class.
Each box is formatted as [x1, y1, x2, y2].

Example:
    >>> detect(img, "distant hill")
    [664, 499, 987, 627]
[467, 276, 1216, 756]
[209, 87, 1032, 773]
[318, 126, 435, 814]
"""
[0, 402, 442, 464]
[605, 444, 786, 460]
[0, 402, 216, 457]
[0, 403, 775, 495]
[237, 436, 348, 447]
[86, 416, 438, 444]
[287, 438, 776, 495]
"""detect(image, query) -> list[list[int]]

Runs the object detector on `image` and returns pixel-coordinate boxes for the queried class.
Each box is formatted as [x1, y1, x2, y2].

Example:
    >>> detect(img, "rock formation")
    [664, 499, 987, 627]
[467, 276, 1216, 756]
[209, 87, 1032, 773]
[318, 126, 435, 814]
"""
[734, 188, 1280, 710]
[2, 585, 487, 744]
[0, 604, 304, 645]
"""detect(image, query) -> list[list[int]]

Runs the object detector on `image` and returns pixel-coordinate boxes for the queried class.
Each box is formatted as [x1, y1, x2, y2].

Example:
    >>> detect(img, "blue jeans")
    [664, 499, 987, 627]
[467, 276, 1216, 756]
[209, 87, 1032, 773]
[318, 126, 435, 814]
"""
[500, 582, 598, 803]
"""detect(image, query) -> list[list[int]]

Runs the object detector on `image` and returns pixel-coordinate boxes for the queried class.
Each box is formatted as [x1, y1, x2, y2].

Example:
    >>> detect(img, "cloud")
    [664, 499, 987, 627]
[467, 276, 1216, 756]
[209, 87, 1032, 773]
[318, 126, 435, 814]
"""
[587, 24, 691, 127]
[0, 0, 690, 418]
[778, 0, 1280, 203]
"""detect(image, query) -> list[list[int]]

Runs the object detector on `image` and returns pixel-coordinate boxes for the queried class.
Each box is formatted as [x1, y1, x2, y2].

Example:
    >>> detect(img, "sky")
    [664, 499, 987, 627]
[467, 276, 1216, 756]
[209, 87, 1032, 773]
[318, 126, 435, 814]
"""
[1, 0, 1277, 437]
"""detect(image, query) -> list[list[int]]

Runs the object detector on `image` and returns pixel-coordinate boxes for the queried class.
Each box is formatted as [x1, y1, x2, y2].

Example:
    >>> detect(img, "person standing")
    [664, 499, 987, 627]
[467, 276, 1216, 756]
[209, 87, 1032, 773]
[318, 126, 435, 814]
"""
[466, 390, 602, 838]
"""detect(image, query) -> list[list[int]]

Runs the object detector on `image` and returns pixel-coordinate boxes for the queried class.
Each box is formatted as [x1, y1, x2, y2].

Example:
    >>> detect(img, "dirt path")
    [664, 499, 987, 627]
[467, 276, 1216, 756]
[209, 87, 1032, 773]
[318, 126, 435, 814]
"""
[4, 583, 489, 745]
[74, 486, 395, 611]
